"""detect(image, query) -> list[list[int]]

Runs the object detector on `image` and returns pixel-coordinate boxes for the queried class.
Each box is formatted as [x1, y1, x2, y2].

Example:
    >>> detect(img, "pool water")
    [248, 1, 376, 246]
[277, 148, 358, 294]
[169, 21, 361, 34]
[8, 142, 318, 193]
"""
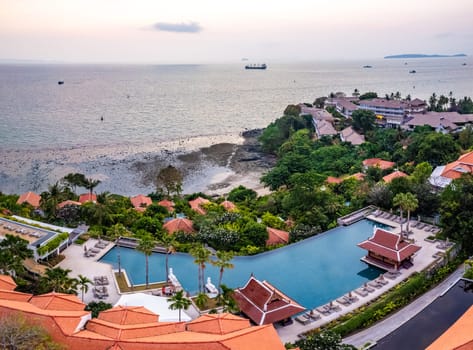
[100, 219, 384, 309]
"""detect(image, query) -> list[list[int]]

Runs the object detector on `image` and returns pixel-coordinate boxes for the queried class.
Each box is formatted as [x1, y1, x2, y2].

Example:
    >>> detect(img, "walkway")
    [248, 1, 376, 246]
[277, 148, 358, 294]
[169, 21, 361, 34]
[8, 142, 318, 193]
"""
[276, 213, 450, 344]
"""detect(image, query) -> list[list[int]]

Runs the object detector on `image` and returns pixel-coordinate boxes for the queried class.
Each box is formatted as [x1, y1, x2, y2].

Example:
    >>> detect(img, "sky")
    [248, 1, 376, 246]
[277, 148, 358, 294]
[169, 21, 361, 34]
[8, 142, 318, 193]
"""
[0, 0, 472, 64]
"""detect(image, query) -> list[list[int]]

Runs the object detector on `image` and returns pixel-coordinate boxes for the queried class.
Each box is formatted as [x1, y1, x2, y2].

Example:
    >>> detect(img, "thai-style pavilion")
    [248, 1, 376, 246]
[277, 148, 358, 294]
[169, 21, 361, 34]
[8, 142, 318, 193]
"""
[357, 227, 421, 270]
[233, 275, 305, 325]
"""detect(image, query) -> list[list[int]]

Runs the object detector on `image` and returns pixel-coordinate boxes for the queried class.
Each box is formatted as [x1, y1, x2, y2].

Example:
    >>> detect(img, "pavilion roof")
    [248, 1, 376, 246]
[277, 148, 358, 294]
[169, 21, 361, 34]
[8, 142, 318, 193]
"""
[358, 228, 421, 263]
[382, 170, 408, 183]
[266, 227, 289, 246]
[0, 275, 17, 291]
[189, 197, 210, 215]
[16, 191, 41, 208]
[362, 158, 395, 170]
[233, 276, 305, 325]
[29, 292, 86, 311]
[79, 193, 97, 204]
[57, 200, 82, 209]
[163, 218, 195, 234]
[221, 200, 237, 211]
[130, 194, 153, 211]
[158, 199, 175, 211]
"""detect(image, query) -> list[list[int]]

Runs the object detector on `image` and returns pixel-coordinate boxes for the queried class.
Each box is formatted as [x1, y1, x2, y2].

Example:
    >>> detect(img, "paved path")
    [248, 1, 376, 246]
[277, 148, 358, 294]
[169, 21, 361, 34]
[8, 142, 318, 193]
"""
[343, 267, 465, 348]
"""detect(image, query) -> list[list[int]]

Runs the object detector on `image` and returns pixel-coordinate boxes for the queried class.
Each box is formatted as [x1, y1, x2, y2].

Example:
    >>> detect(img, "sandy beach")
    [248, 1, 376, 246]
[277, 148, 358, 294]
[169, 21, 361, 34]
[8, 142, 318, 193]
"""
[0, 130, 275, 197]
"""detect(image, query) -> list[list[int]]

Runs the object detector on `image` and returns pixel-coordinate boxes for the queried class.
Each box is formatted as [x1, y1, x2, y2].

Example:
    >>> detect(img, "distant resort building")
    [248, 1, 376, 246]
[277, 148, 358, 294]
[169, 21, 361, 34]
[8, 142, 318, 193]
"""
[358, 227, 421, 270]
[404, 111, 473, 133]
[382, 170, 408, 183]
[233, 275, 305, 325]
[158, 199, 175, 212]
[325, 97, 359, 118]
[130, 194, 152, 212]
[16, 191, 41, 208]
[266, 227, 289, 246]
[78, 193, 97, 204]
[358, 98, 408, 127]
[429, 150, 473, 188]
[340, 126, 365, 145]
[189, 197, 210, 215]
[299, 105, 334, 121]
[163, 217, 195, 234]
[313, 119, 337, 138]
[0, 276, 287, 349]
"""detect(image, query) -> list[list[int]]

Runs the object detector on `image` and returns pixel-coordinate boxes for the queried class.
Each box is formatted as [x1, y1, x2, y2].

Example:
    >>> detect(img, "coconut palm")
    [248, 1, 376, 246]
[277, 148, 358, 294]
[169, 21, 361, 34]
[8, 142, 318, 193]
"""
[393, 192, 419, 233]
[40, 182, 68, 218]
[137, 233, 156, 289]
[109, 223, 128, 276]
[77, 274, 92, 302]
[167, 290, 191, 322]
[211, 250, 234, 292]
[159, 233, 177, 285]
[39, 267, 78, 294]
[194, 292, 209, 310]
[190, 244, 211, 293]
[0, 234, 33, 276]
[84, 177, 101, 197]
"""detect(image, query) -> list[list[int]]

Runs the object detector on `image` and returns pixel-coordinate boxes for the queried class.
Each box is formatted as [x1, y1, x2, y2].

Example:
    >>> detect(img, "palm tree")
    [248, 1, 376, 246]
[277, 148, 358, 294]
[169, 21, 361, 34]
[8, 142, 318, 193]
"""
[137, 234, 155, 289]
[393, 192, 419, 233]
[39, 267, 78, 294]
[109, 223, 127, 276]
[159, 234, 177, 285]
[40, 182, 68, 218]
[77, 274, 92, 302]
[84, 177, 101, 197]
[393, 193, 406, 232]
[194, 292, 209, 310]
[219, 284, 239, 313]
[190, 244, 211, 293]
[167, 290, 191, 322]
[211, 250, 234, 293]
[0, 235, 33, 276]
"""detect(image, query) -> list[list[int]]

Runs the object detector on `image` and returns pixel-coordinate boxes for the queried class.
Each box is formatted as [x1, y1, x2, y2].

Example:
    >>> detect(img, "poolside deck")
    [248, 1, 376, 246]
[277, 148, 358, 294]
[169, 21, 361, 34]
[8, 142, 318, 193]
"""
[276, 213, 450, 344]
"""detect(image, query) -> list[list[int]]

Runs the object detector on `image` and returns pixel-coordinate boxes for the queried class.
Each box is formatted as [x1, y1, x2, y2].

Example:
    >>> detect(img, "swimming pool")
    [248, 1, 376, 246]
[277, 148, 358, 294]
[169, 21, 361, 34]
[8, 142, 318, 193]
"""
[100, 219, 384, 309]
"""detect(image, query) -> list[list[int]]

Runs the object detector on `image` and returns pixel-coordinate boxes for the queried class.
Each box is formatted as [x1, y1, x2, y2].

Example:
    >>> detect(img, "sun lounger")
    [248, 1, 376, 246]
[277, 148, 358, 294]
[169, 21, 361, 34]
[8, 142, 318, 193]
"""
[315, 306, 331, 315]
[354, 288, 368, 297]
[346, 294, 359, 303]
[368, 281, 382, 289]
[336, 297, 350, 306]
[363, 284, 375, 293]
[296, 314, 312, 325]
[376, 277, 389, 286]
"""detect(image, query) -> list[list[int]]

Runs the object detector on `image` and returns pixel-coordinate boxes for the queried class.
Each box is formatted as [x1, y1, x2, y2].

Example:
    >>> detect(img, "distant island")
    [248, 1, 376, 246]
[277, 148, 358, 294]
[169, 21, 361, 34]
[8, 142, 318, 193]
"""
[384, 53, 467, 59]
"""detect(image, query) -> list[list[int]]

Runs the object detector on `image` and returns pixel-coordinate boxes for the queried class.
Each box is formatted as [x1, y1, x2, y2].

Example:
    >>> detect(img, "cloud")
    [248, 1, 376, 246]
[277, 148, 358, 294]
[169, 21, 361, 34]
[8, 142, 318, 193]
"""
[150, 21, 203, 33]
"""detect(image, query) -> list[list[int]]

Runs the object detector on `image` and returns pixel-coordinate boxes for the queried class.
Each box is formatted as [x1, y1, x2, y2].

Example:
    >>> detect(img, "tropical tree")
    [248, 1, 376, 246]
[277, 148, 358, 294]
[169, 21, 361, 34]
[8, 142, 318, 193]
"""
[211, 250, 234, 292]
[295, 330, 356, 350]
[85, 301, 113, 318]
[0, 234, 33, 276]
[77, 274, 92, 302]
[156, 165, 183, 197]
[167, 290, 191, 322]
[83, 177, 101, 198]
[61, 172, 87, 193]
[351, 110, 376, 134]
[159, 234, 177, 285]
[218, 284, 239, 313]
[194, 292, 209, 310]
[393, 192, 418, 233]
[109, 223, 128, 276]
[39, 267, 78, 294]
[190, 244, 211, 293]
[40, 182, 69, 218]
[137, 233, 156, 289]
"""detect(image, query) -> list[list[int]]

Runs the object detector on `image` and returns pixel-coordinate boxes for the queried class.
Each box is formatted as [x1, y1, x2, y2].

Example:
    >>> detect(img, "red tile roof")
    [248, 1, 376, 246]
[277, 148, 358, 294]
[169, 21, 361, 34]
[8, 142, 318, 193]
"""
[266, 227, 289, 246]
[130, 194, 153, 212]
[29, 292, 86, 311]
[326, 176, 343, 184]
[358, 228, 421, 263]
[98, 305, 158, 325]
[221, 200, 237, 211]
[187, 313, 250, 334]
[189, 197, 210, 215]
[233, 276, 305, 325]
[362, 158, 396, 170]
[0, 275, 17, 291]
[78, 193, 97, 204]
[163, 218, 195, 234]
[158, 199, 175, 212]
[440, 150, 473, 180]
[0, 290, 33, 302]
[382, 170, 408, 183]
[57, 200, 82, 209]
[16, 191, 41, 208]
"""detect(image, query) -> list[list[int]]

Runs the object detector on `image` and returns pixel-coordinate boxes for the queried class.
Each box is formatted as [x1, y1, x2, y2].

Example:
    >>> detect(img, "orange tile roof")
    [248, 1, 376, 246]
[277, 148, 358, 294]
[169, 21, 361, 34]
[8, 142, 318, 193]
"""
[233, 276, 305, 325]
[163, 218, 195, 234]
[130, 195, 152, 211]
[266, 227, 289, 246]
[57, 200, 82, 209]
[363, 158, 396, 170]
[0, 275, 17, 291]
[440, 150, 473, 180]
[0, 290, 33, 302]
[427, 305, 473, 350]
[382, 170, 408, 183]
[29, 292, 86, 311]
[358, 228, 421, 263]
[187, 313, 250, 335]
[326, 176, 343, 184]
[78, 193, 97, 204]
[98, 306, 159, 325]
[189, 197, 210, 215]
[16, 191, 41, 208]
[221, 200, 237, 211]
[350, 172, 366, 181]
[158, 199, 175, 211]
[220, 324, 286, 350]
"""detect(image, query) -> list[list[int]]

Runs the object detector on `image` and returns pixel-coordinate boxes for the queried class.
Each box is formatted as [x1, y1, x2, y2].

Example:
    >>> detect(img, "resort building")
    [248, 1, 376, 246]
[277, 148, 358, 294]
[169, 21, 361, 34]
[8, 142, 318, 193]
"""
[357, 227, 421, 270]
[404, 111, 473, 133]
[382, 170, 408, 183]
[299, 105, 334, 122]
[362, 158, 396, 170]
[266, 227, 290, 246]
[233, 275, 305, 326]
[427, 304, 473, 350]
[16, 191, 41, 208]
[429, 150, 473, 188]
[163, 217, 195, 234]
[78, 193, 97, 204]
[0, 275, 287, 349]
[130, 194, 152, 212]
[325, 97, 359, 118]
[358, 98, 408, 127]
[189, 197, 210, 215]
[158, 199, 175, 212]
[57, 200, 82, 209]
[405, 98, 428, 114]
[221, 200, 237, 211]
[340, 126, 365, 145]
[313, 119, 337, 138]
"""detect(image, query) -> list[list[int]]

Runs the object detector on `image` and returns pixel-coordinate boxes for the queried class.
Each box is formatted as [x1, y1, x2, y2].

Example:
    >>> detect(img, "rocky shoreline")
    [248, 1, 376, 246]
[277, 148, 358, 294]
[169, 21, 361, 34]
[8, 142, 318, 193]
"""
[0, 129, 275, 197]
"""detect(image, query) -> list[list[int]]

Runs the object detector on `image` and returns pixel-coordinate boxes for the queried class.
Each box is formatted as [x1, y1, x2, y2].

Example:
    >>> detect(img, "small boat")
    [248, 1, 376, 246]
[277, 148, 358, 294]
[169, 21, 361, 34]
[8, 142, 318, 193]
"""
[462, 63, 467, 66]
[363, 65, 372, 68]
[245, 63, 267, 70]
[409, 70, 416, 74]
[58, 81, 64, 85]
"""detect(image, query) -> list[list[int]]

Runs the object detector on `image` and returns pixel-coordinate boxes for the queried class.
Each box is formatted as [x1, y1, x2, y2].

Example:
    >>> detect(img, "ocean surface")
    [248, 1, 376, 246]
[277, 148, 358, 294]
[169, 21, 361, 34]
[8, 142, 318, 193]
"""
[1, 58, 472, 151]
